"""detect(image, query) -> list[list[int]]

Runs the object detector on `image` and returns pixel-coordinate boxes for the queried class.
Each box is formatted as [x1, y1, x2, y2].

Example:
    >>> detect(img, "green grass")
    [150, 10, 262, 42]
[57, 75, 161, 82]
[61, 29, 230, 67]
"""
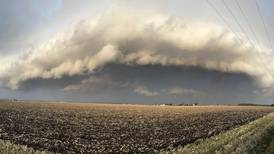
[265, 137, 274, 154]
[0, 140, 51, 154]
[160, 112, 274, 154]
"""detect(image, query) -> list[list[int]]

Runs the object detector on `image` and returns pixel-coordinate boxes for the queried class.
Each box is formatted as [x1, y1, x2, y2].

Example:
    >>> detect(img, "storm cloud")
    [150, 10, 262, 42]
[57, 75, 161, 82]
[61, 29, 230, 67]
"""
[0, 8, 273, 92]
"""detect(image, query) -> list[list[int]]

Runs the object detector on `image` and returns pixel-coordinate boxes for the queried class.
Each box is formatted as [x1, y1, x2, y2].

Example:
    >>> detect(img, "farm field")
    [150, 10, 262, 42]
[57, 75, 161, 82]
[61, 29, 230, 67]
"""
[162, 112, 274, 154]
[0, 102, 273, 153]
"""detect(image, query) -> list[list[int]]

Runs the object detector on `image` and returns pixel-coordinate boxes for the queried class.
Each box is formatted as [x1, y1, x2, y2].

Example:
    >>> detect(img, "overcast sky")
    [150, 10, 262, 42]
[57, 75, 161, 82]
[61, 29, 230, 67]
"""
[0, 0, 274, 104]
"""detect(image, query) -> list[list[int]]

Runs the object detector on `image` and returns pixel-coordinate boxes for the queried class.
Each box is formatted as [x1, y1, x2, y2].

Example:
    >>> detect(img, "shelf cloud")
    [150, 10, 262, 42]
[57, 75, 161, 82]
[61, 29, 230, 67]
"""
[0, 8, 273, 91]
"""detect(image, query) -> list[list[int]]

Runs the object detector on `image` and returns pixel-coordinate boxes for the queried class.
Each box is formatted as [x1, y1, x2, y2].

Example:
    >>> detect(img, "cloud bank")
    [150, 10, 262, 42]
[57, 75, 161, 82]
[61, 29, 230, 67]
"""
[63, 75, 128, 92]
[63, 75, 205, 98]
[0, 8, 274, 91]
[133, 86, 160, 97]
[167, 88, 205, 97]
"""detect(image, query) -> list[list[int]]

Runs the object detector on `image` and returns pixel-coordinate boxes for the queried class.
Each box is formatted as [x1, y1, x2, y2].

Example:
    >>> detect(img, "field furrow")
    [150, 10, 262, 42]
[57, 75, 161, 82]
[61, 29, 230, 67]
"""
[0, 102, 273, 153]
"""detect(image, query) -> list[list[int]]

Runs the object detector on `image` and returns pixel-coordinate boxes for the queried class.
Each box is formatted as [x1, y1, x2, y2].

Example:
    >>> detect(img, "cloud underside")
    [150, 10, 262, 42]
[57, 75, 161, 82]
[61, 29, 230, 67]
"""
[0, 8, 274, 93]
[62, 75, 205, 97]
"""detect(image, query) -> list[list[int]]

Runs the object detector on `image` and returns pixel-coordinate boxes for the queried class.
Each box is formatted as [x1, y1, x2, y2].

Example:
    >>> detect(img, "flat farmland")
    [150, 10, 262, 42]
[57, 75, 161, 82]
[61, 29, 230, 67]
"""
[0, 102, 273, 153]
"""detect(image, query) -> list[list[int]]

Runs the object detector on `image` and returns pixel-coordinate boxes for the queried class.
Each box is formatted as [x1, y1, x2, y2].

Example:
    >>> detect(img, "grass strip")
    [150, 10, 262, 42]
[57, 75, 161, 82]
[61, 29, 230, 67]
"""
[160, 112, 274, 154]
[0, 139, 51, 154]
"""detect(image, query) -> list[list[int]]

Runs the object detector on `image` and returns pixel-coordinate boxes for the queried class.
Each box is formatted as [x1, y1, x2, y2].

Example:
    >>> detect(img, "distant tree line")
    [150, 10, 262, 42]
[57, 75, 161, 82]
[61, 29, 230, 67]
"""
[238, 103, 274, 107]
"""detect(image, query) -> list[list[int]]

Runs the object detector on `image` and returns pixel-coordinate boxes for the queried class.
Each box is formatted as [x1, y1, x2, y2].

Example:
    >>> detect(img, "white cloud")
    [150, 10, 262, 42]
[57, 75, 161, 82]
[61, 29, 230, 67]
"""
[167, 88, 205, 97]
[133, 86, 160, 97]
[63, 76, 128, 92]
[64, 76, 160, 97]
[0, 8, 274, 90]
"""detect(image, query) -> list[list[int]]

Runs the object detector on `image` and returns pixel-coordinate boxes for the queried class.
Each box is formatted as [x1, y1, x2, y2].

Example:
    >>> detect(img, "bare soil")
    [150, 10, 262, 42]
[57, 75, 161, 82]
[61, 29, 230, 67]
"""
[0, 102, 273, 153]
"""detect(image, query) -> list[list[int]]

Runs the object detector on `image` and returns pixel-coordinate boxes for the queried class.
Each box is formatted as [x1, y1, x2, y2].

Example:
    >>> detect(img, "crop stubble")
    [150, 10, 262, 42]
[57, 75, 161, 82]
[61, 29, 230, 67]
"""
[0, 102, 273, 153]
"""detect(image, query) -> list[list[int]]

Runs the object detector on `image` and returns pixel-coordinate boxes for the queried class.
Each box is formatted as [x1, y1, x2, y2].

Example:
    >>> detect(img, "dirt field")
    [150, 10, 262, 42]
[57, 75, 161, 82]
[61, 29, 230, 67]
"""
[0, 102, 273, 153]
[165, 112, 274, 154]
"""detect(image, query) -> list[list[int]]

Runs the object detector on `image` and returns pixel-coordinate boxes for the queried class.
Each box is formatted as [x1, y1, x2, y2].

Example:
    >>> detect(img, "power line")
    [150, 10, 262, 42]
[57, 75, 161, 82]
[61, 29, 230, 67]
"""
[206, 0, 243, 44]
[206, 0, 272, 78]
[234, 0, 272, 70]
[221, 0, 255, 47]
[254, 0, 274, 52]
[235, 0, 272, 76]
[222, 0, 273, 77]
[234, 0, 261, 50]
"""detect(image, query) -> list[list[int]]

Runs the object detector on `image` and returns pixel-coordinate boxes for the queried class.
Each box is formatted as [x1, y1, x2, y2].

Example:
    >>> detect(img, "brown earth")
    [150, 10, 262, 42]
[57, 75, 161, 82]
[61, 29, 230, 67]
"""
[0, 102, 273, 153]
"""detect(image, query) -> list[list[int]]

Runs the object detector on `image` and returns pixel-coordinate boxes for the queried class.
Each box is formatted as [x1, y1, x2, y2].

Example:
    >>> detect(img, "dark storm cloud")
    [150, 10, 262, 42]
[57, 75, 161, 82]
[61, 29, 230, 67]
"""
[0, 7, 273, 104]
[20, 74, 87, 91]
[99, 64, 254, 91]
[10, 62, 267, 103]
[62, 64, 258, 103]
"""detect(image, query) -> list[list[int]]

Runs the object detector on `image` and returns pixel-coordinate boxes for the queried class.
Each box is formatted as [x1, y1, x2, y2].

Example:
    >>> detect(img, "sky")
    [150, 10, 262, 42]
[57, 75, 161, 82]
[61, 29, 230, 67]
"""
[0, 0, 274, 104]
